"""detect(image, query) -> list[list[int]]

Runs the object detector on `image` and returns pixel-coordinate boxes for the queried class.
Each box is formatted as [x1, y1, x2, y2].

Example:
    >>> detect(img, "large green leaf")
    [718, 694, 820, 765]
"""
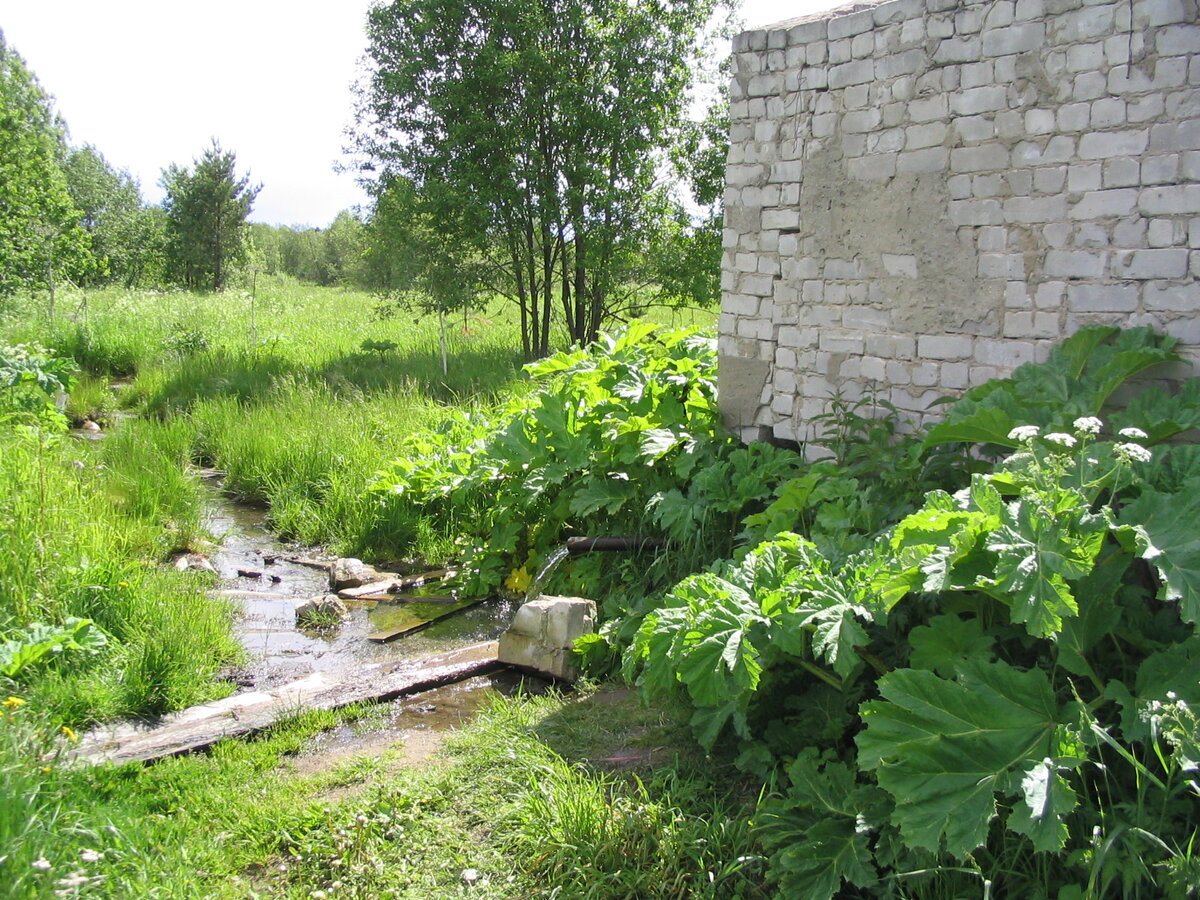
[924, 326, 1180, 449]
[857, 660, 1064, 857]
[758, 751, 885, 900]
[908, 614, 995, 677]
[1007, 758, 1079, 852]
[1112, 378, 1200, 445]
[1118, 481, 1200, 623]
[984, 493, 1107, 638]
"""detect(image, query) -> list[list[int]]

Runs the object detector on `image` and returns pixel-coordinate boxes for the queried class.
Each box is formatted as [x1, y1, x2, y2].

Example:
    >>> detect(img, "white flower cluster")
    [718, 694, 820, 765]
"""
[1119, 427, 1149, 440]
[1008, 425, 1041, 442]
[1116, 443, 1153, 463]
[1073, 416, 1103, 434]
[1045, 432, 1077, 448]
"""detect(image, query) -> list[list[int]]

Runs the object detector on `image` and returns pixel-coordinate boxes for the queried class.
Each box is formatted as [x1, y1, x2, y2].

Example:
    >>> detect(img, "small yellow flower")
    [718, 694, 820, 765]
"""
[504, 566, 532, 594]
[3, 696, 26, 710]
[40, 766, 52, 774]
[117, 581, 129, 588]
[61, 725, 78, 742]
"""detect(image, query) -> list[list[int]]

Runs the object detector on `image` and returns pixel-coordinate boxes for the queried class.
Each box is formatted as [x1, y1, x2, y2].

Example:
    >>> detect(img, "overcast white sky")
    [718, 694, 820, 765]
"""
[2, 1, 846, 228]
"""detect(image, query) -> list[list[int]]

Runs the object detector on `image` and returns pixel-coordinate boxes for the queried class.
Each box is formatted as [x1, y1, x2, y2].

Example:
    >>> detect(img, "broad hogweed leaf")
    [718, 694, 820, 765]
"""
[1118, 482, 1200, 623]
[857, 660, 1063, 857]
[984, 495, 1106, 637]
[759, 750, 885, 900]
[908, 614, 995, 677]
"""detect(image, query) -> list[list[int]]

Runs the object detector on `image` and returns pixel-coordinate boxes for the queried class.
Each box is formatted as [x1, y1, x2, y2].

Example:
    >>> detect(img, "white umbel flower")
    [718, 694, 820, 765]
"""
[1118, 427, 1149, 440]
[1045, 432, 1077, 448]
[1073, 416, 1103, 434]
[1008, 425, 1041, 442]
[1116, 442, 1153, 463]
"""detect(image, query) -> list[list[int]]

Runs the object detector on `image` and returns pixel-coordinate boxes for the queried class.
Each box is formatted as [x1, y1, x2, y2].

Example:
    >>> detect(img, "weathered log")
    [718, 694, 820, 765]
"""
[74, 641, 501, 766]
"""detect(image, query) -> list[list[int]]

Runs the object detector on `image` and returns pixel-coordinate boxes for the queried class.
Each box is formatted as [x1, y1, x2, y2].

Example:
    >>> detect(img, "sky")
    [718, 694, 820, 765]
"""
[2, 0, 846, 228]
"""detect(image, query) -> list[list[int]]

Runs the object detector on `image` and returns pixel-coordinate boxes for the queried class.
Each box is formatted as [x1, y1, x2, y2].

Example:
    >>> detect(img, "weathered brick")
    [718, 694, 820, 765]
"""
[1045, 249, 1108, 277]
[1005, 195, 1069, 222]
[982, 21, 1046, 54]
[918, 334, 974, 360]
[1070, 188, 1139, 219]
[951, 143, 1011, 172]
[1111, 249, 1191, 279]
[829, 58, 875, 88]
[1139, 185, 1200, 215]
[897, 147, 950, 173]
[1068, 283, 1140, 312]
[1078, 130, 1150, 159]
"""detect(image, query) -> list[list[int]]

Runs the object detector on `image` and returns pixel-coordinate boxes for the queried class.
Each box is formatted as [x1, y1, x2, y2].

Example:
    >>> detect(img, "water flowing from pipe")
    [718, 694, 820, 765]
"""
[524, 545, 571, 604]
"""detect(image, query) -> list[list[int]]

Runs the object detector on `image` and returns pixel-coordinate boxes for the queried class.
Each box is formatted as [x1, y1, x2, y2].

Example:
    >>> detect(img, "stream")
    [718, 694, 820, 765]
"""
[203, 487, 514, 690]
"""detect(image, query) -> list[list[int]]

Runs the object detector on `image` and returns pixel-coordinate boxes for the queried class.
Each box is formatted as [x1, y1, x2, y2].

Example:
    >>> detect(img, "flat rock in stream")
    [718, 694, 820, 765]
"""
[74, 641, 501, 766]
[329, 558, 387, 590]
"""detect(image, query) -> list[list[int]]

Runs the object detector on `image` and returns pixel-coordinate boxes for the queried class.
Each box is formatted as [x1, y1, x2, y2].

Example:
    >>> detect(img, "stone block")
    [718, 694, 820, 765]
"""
[830, 58, 875, 88]
[498, 596, 596, 682]
[882, 253, 919, 277]
[1045, 249, 1108, 277]
[1067, 283, 1140, 312]
[1139, 185, 1200, 215]
[1070, 188, 1139, 219]
[1078, 130, 1150, 159]
[982, 22, 1046, 54]
[918, 334, 974, 359]
[1111, 249, 1191, 279]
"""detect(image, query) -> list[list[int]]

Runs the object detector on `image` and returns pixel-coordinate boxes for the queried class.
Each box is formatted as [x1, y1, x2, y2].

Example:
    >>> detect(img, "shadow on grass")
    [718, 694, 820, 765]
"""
[138, 350, 305, 414]
[318, 345, 525, 402]
[138, 344, 526, 413]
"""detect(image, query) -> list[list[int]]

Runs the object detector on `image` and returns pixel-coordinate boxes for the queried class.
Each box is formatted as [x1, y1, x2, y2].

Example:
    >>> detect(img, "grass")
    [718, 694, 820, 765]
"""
[0, 686, 765, 900]
[0, 277, 726, 898]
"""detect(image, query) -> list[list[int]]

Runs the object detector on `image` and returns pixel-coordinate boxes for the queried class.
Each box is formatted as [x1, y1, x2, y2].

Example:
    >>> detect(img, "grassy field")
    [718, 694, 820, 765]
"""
[0, 280, 740, 900]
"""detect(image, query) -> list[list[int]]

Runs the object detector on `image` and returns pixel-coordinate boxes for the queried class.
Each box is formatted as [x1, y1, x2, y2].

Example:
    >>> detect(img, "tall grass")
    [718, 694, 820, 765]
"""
[0, 423, 238, 722]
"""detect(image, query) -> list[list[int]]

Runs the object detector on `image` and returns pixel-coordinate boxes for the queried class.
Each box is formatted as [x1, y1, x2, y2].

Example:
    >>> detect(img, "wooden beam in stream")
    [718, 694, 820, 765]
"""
[74, 641, 501, 766]
[366, 598, 488, 643]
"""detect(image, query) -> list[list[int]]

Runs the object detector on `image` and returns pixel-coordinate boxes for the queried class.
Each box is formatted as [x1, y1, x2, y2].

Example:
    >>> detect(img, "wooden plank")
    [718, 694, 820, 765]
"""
[351, 592, 459, 604]
[366, 598, 486, 643]
[338, 579, 401, 599]
[74, 641, 501, 766]
[394, 568, 452, 588]
[283, 556, 333, 571]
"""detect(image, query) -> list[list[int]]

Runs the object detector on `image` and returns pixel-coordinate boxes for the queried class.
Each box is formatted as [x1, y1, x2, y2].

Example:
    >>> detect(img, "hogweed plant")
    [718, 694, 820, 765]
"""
[625, 403, 1199, 897]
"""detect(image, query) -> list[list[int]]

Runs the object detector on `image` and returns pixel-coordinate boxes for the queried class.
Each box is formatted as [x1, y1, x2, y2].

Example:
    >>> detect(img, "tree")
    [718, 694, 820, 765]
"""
[352, 0, 719, 359]
[63, 144, 163, 287]
[0, 31, 92, 303]
[161, 140, 260, 291]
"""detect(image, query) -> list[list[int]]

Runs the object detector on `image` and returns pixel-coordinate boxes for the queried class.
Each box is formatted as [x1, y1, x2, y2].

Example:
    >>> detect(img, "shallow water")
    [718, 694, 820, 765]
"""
[204, 490, 513, 689]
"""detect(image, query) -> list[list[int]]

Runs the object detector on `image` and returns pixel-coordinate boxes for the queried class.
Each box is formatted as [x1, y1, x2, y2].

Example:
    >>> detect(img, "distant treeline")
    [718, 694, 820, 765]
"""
[3, 0, 728, 356]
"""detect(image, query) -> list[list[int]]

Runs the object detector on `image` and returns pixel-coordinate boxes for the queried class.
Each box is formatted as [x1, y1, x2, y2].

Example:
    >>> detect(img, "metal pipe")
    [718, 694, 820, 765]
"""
[564, 536, 663, 555]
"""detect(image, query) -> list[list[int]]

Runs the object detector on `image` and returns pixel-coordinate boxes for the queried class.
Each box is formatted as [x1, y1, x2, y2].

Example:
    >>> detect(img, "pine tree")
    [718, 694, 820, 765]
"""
[161, 140, 260, 291]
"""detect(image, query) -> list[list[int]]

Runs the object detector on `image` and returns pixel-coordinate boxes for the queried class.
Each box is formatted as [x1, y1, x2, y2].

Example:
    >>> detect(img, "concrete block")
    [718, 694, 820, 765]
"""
[1045, 249, 1108, 277]
[918, 334, 974, 359]
[1067, 283, 1140, 312]
[1070, 188, 1139, 219]
[830, 58, 875, 88]
[1139, 185, 1200, 215]
[1110, 249, 1191, 279]
[498, 597, 595, 682]
[982, 22, 1046, 54]
[1078, 130, 1150, 159]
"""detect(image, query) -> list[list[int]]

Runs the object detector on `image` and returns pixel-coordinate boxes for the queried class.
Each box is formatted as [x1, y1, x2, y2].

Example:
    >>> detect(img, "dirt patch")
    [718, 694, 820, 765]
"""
[288, 670, 551, 780]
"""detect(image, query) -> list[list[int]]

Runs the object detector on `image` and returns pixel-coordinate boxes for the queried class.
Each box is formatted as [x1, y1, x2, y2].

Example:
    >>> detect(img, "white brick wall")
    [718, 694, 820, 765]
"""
[720, 0, 1199, 444]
